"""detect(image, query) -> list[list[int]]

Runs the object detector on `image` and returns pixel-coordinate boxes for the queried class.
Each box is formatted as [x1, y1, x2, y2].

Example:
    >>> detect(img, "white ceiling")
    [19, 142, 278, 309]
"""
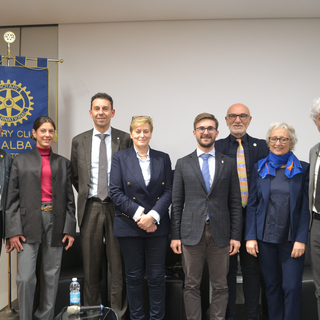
[2, 0, 320, 26]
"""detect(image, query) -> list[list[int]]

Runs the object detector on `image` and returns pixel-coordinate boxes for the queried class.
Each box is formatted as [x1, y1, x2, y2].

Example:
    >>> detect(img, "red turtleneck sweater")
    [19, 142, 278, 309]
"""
[36, 146, 53, 202]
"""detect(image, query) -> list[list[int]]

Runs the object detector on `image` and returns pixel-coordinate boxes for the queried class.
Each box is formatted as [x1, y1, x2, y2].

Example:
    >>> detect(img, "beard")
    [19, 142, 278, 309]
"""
[229, 124, 246, 137]
[197, 135, 215, 149]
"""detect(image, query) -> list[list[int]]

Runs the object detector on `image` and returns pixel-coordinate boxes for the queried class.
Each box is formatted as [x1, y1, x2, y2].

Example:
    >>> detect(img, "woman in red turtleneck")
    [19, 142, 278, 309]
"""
[5, 116, 76, 320]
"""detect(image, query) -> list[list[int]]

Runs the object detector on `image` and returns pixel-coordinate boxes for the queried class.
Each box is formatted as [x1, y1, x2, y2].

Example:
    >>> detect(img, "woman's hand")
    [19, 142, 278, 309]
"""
[62, 234, 75, 250]
[136, 214, 155, 230]
[6, 235, 26, 253]
[246, 240, 259, 257]
[291, 241, 305, 258]
[145, 224, 157, 233]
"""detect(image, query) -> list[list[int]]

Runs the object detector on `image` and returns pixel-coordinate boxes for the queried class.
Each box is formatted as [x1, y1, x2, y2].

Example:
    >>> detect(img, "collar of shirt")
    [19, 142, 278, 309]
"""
[93, 126, 111, 137]
[197, 147, 215, 159]
[134, 145, 150, 162]
[196, 147, 215, 187]
[88, 127, 112, 198]
[229, 132, 248, 145]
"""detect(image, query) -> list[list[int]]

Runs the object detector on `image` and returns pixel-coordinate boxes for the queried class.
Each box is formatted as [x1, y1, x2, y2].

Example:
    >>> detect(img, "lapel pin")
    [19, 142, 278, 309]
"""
[253, 143, 257, 147]
[221, 160, 224, 163]
[117, 137, 120, 140]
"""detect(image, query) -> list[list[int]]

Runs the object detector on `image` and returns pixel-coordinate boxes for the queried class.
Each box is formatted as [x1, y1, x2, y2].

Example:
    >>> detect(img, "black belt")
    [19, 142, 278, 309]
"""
[313, 211, 320, 221]
[89, 197, 112, 204]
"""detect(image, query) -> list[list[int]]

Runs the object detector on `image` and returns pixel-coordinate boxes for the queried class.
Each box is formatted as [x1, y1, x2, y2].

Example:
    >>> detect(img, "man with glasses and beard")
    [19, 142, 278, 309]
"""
[170, 113, 242, 320]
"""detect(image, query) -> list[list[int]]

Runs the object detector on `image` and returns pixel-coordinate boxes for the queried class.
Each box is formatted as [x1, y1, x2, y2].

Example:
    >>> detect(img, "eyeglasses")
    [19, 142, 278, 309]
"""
[132, 115, 151, 120]
[195, 126, 216, 134]
[269, 137, 291, 144]
[227, 113, 250, 121]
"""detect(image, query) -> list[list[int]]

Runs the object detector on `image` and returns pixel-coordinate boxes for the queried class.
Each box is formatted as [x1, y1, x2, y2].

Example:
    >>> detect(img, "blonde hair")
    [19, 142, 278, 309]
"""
[130, 116, 153, 133]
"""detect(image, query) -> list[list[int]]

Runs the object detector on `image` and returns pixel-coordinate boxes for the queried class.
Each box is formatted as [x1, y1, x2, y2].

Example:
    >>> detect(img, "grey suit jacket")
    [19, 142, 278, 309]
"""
[0, 149, 12, 254]
[171, 149, 242, 247]
[5, 147, 76, 246]
[71, 127, 132, 227]
[309, 142, 320, 218]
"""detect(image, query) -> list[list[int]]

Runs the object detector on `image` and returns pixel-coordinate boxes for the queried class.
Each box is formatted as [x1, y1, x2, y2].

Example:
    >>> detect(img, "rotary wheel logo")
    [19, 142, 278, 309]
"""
[0, 80, 34, 127]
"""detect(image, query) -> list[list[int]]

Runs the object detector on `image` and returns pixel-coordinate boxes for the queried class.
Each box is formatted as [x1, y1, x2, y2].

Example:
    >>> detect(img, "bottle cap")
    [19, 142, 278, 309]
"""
[72, 277, 77, 281]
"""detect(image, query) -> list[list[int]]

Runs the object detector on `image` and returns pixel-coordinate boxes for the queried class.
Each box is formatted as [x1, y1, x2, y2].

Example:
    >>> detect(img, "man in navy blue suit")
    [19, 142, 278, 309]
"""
[215, 103, 269, 320]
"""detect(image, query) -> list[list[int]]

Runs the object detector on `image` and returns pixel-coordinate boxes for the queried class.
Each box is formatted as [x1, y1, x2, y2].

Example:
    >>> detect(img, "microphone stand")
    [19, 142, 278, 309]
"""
[0, 251, 19, 319]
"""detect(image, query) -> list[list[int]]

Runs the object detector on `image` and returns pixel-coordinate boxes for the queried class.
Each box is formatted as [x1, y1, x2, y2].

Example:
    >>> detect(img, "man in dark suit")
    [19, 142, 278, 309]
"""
[71, 92, 131, 319]
[309, 97, 320, 320]
[0, 122, 12, 256]
[171, 112, 242, 320]
[215, 103, 269, 320]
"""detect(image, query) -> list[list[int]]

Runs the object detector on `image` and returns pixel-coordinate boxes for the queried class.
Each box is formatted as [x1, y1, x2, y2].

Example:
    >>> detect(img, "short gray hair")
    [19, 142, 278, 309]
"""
[266, 122, 298, 151]
[310, 97, 320, 121]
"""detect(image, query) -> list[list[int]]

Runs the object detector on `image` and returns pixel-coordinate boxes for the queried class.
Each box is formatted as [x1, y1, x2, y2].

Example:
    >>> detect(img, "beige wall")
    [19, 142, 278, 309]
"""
[58, 19, 320, 166]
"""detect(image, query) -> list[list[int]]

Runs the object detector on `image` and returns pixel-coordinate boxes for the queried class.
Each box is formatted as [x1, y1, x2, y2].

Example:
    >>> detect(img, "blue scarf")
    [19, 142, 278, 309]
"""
[257, 151, 303, 178]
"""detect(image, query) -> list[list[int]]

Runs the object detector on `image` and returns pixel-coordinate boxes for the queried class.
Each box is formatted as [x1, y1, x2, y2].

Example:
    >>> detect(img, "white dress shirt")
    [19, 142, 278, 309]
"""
[197, 147, 216, 189]
[88, 127, 112, 198]
[132, 147, 160, 224]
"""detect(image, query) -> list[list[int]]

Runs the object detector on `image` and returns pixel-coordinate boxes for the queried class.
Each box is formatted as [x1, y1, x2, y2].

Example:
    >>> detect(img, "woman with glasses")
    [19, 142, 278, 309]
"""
[245, 122, 309, 320]
[109, 116, 172, 320]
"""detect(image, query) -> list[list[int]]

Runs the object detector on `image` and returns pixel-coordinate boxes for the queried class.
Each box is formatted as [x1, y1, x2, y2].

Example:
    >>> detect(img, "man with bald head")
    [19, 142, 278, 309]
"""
[215, 103, 269, 320]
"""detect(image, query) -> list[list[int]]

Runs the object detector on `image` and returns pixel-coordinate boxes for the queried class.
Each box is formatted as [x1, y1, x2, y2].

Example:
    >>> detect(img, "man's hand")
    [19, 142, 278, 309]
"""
[170, 239, 182, 254]
[291, 241, 305, 258]
[136, 214, 155, 230]
[6, 235, 26, 253]
[62, 234, 75, 250]
[229, 239, 241, 256]
[246, 240, 259, 257]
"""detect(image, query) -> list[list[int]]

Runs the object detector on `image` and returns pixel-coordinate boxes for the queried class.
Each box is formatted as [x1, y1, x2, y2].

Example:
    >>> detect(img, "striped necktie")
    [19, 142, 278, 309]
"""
[237, 139, 248, 207]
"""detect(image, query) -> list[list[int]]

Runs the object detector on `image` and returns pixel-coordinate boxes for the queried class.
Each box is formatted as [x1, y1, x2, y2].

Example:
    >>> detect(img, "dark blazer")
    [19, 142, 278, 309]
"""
[215, 134, 269, 190]
[5, 147, 76, 247]
[309, 142, 319, 220]
[171, 149, 242, 247]
[109, 146, 172, 237]
[245, 161, 310, 245]
[71, 127, 132, 227]
[0, 149, 12, 254]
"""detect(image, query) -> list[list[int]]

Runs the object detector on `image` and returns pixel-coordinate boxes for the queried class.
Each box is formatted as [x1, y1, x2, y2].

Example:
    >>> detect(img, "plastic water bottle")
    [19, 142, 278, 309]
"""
[70, 277, 80, 306]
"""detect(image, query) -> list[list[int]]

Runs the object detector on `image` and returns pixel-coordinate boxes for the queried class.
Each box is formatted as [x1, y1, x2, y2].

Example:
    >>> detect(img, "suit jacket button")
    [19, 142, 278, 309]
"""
[127, 182, 130, 185]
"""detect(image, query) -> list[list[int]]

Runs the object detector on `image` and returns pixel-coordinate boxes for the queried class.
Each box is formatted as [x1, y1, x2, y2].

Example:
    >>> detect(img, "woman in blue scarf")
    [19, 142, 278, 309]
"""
[245, 122, 310, 320]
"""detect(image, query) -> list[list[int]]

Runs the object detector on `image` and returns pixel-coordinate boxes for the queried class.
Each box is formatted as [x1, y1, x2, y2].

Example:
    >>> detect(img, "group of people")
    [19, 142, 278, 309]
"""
[1, 92, 320, 320]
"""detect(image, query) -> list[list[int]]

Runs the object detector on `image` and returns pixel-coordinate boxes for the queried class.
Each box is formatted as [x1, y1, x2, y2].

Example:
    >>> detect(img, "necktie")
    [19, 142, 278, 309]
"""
[200, 153, 211, 193]
[200, 153, 211, 221]
[237, 139, 248, 207]
[97, 134, 108, 201]
[315, 165, 320, 212]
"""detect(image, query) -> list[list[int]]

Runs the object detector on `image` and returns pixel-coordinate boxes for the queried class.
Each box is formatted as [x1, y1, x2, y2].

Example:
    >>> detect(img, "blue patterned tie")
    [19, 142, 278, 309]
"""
[201, 153, 211, 193]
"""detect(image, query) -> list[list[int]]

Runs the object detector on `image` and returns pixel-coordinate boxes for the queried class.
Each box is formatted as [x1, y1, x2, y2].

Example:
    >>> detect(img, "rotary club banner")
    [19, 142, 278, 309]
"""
[0, 56, 48, 157]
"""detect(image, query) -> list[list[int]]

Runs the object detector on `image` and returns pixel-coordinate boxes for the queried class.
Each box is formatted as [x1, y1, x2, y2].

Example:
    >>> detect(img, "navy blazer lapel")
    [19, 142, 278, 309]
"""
[289, 171, 303, 215]
[124, 147, 150, 195]
[189, 150, 207, 193]
[260, 175, 271, 206]
[148, 148, 162, 191]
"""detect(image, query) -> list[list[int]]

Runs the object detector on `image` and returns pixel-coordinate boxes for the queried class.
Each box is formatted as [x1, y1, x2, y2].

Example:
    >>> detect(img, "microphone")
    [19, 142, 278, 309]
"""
[67, 304, 104, 314]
